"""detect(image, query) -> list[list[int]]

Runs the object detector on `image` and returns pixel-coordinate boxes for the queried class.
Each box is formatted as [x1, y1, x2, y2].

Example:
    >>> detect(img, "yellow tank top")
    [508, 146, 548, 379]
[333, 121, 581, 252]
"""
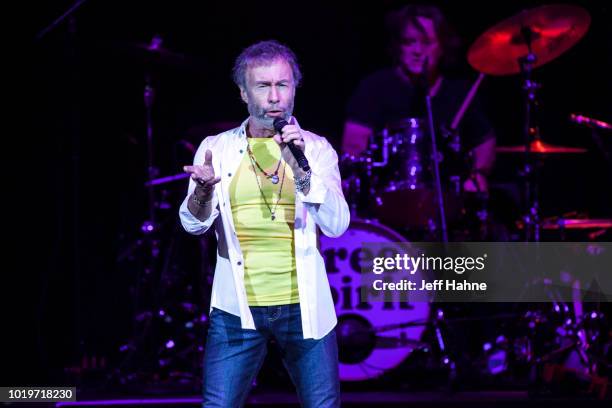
[229, 137, 299, 306]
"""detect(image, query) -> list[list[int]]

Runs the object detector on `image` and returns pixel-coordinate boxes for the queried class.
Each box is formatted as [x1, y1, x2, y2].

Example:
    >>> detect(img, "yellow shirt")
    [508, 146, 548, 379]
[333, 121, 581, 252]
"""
[229, 137, 299, 306]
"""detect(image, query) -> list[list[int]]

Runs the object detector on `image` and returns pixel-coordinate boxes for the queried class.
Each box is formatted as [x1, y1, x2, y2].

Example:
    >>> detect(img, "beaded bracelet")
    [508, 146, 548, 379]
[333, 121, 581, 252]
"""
[294, 169, 312, 193]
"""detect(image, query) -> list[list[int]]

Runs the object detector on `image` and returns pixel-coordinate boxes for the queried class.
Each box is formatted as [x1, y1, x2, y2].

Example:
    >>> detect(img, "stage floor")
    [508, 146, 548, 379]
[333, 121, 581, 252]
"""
[41, 391, 611, 408]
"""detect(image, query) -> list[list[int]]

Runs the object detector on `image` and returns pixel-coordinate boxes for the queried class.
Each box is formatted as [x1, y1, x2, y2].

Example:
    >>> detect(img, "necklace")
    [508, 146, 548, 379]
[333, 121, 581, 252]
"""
[247, 142, 282, 184]
[246, 147, 286, 220]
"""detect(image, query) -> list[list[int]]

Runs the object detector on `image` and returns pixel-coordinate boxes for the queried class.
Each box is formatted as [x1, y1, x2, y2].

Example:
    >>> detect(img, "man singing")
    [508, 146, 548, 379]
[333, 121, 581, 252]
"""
[180, 40, 349, 408]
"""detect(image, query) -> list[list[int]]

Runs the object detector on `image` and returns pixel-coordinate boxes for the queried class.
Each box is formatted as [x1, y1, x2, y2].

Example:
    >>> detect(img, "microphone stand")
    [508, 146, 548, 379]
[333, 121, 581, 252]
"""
[425, 85, 449, 243]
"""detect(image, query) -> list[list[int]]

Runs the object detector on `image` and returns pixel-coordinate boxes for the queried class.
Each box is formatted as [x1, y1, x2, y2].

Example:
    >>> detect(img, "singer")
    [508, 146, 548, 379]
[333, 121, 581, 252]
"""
[179, 40, 349, 408]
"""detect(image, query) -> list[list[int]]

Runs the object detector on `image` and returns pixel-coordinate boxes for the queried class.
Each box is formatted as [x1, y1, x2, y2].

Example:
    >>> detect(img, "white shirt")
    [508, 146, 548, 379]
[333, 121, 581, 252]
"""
[179, 118, 350, 339]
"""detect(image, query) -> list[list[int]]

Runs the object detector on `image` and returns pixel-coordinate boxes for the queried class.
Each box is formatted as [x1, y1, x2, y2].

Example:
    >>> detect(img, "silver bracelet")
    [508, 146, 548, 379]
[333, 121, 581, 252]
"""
[192, 193, 212, 207]
[294, 169, 312, 193]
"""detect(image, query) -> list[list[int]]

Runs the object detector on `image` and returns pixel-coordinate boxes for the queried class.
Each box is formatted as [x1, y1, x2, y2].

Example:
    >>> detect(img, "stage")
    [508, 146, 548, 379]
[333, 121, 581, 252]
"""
[47, 391, 610, 407]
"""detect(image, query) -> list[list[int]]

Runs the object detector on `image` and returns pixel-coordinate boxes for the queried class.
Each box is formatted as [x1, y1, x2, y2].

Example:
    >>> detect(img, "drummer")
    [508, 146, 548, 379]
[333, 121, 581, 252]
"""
[342, 4, 495, 193]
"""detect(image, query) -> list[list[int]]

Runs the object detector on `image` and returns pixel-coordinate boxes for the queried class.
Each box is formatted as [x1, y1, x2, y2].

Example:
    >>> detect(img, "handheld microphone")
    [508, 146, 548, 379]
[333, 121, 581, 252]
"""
[273, 117, 311, 172]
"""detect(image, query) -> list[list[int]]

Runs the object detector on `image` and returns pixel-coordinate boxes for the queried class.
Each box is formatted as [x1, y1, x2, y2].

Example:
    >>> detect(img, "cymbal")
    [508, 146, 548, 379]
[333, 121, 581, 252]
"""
[468, 4, 591, 75]
[496, 139, 587, 154]
[108, 36, 206, 71]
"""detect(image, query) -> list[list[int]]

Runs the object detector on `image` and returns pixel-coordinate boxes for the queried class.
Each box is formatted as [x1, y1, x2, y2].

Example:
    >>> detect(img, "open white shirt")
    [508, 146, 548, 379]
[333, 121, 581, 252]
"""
[179, 118, 350, 339]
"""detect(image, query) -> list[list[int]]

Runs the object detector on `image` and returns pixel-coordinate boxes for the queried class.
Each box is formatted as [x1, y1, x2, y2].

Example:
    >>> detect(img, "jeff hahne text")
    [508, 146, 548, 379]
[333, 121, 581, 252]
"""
[371, 253, 489, 292]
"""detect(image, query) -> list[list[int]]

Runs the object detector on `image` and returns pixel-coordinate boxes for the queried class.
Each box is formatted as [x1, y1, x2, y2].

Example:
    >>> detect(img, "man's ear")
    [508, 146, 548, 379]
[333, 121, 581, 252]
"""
[239, 87, 248, 104]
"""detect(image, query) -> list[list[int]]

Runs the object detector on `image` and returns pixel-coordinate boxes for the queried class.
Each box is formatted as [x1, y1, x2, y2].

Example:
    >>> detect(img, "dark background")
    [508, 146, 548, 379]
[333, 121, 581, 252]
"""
[14, 0, 612, 388]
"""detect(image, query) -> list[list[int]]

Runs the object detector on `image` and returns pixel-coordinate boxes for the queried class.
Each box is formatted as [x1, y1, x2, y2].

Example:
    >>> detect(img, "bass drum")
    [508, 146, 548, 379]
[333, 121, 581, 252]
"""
[319, 219, 430, 381]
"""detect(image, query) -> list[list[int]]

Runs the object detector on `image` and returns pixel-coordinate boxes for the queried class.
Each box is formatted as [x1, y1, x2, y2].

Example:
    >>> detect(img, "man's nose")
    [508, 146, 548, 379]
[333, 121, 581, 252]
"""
[268, 85, 280, 104]
[413, 42, 424, 54]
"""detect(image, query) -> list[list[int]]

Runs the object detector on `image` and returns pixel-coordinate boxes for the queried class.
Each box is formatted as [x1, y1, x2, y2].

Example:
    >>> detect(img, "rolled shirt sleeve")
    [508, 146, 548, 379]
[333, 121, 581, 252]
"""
[297, 137, 350, 238]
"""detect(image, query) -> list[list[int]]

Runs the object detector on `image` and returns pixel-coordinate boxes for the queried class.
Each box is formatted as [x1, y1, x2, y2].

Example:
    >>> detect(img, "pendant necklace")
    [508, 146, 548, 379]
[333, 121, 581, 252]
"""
[247, 143, 282, 184]
[246, 143, 286, 220]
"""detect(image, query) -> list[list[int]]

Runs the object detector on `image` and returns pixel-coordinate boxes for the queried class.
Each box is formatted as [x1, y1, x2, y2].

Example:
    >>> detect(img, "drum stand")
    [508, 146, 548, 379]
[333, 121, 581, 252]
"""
[518, 28, 541, 243]
[114, 56, 196, 390]
[369, 312, 458, 386]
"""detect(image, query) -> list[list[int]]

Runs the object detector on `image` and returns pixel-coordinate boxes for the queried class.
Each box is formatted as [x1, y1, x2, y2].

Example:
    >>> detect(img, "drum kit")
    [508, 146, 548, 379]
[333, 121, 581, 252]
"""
[328, 4, 612, 390]
[339, 3, 609, 242]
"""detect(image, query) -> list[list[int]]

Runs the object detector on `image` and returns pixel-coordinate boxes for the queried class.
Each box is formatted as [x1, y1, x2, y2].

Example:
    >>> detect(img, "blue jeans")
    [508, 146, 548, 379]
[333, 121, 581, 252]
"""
[202, 304, 340, 408]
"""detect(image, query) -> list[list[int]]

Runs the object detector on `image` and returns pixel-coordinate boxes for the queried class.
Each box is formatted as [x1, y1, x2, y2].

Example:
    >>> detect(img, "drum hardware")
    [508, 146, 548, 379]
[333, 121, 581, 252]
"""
[111, 36, 210, 391]
[101, 34, 208, 73]
[541, 217, 612, 231]
[468, 4, 591, 242]
[336, 3, 604, 390]
[469, 268, 610, 391]
[336, 309, 459, 380]
[372, 118, 429, 192]
[570, 113, 612, 132]
[446, 175, 462, 198]
[369, 128, 391, 169]
[470, 303, 609, 389]
[519, 50, 541, 243]
[340, 153, 375, 218]
[516, 213, 612, 241]
[320, 219, 433, 381]
[145, 172, 190, 187]
[496, 140, 588, 154]
[421, 68, 449, 242]
[344, 71, 490, 233]
[362, 117, 470, 233]
[444, 128, 461, 155]
[570, 113, 612, 178]
[524, 307, 610, 397]
[467, 5, 591, 77]
[353, 4, 606, 389]
[35, 0, 89, 41]
[324, 217, 608, 387]
[320, 219, 471, 382]
[336, 314, 431, 363]
[341, 65, 493, 232]
[118, 35, 181, 260]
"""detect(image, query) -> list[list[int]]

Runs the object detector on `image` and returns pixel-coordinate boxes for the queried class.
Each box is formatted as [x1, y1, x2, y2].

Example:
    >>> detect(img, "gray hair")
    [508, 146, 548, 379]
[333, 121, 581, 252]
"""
[232, 40, 302, 89]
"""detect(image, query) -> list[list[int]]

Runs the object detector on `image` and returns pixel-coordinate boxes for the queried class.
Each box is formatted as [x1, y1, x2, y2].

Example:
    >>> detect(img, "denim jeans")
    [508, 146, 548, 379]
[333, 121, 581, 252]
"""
[202, 303, 340, 407]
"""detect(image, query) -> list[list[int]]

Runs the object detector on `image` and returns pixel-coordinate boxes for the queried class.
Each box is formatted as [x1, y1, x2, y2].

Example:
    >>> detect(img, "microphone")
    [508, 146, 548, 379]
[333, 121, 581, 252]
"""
[273, 117, 311, 172]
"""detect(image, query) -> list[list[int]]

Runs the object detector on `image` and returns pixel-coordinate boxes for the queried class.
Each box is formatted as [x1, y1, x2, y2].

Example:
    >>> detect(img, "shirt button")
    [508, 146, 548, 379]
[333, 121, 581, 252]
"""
[228, 173, 232, 177]
[237, 261, 242, 266]
[239, 149, 243, 154]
